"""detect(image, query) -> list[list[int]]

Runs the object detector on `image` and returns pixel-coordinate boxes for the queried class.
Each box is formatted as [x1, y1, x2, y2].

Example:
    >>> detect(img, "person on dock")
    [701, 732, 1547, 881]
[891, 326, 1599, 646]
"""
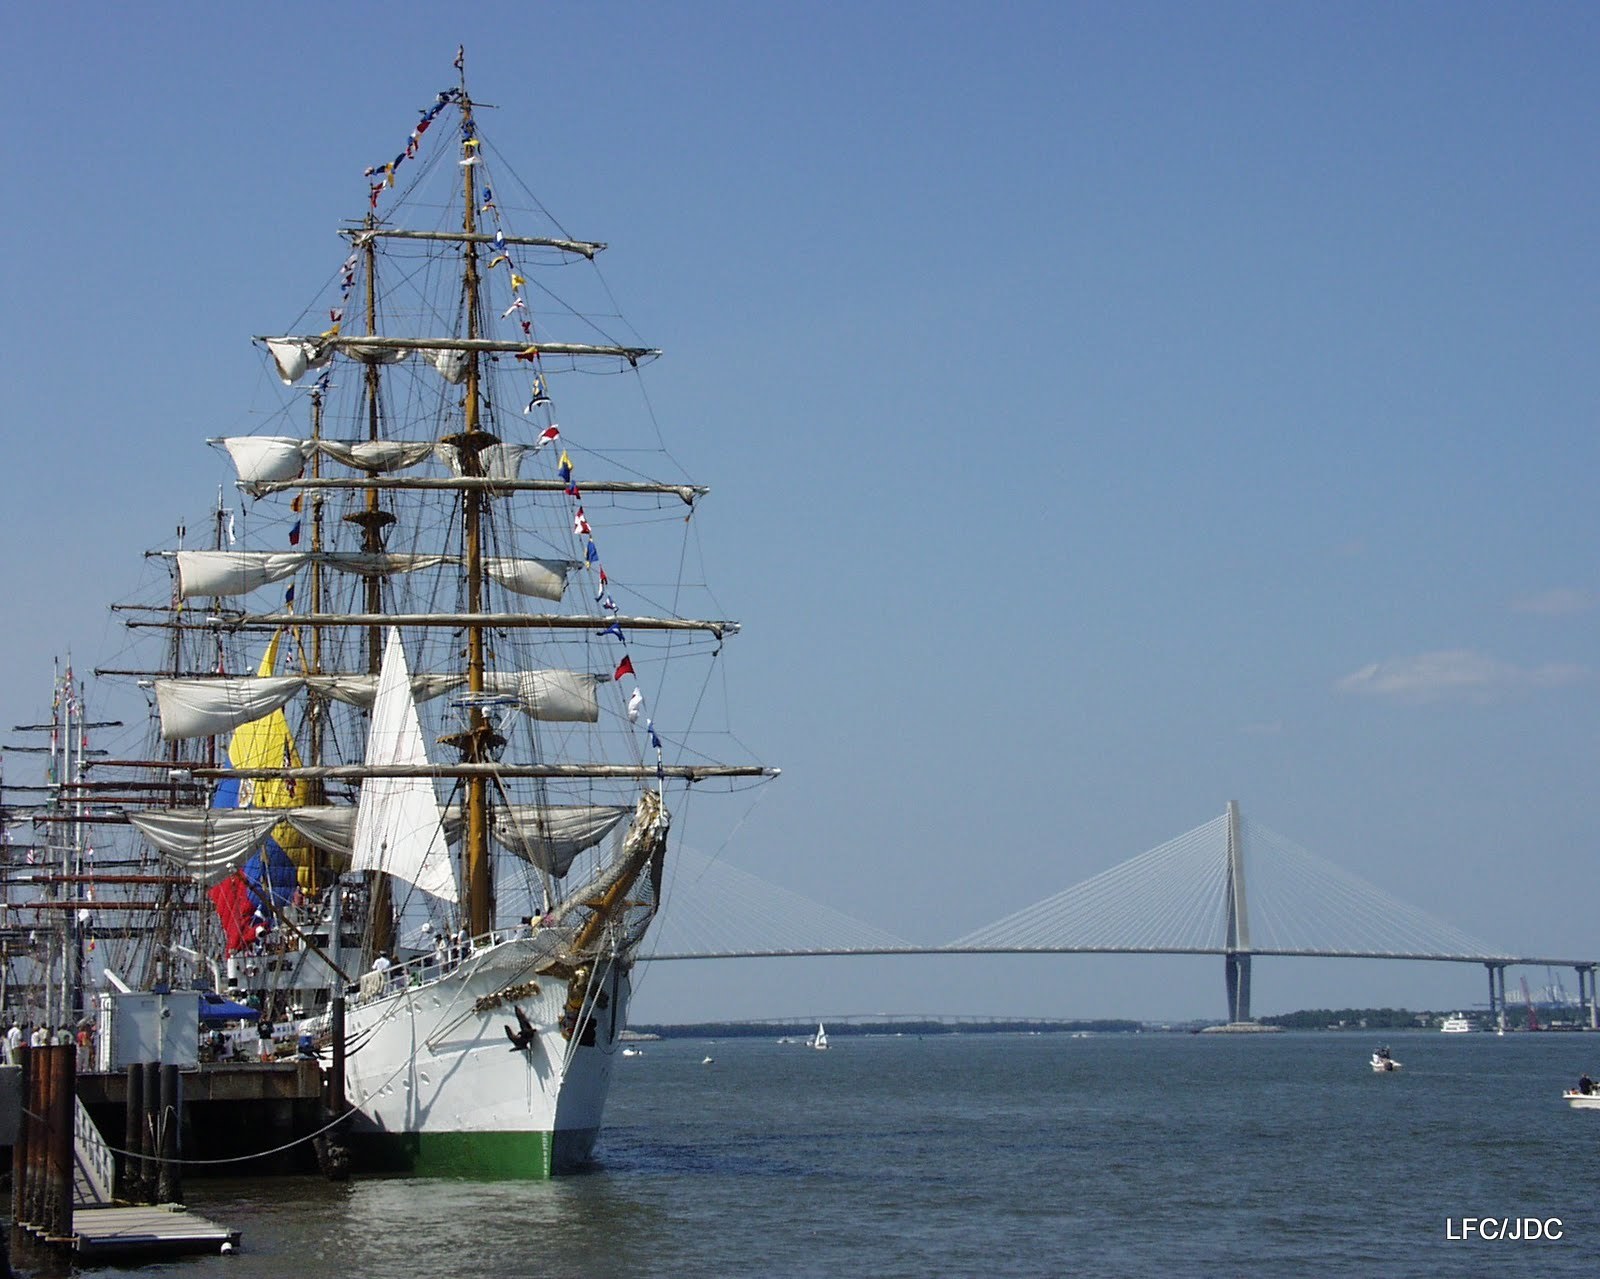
[4, 1022, 21, 1063]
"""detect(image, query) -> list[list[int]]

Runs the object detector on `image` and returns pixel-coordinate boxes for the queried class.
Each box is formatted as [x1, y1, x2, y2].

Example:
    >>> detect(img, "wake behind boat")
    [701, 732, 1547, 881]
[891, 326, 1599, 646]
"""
[91, 53, 776, 1177]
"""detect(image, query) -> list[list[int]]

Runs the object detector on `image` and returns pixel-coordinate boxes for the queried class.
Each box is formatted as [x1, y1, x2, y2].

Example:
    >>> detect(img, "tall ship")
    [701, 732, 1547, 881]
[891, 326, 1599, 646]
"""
[81, 56, 776, 1176]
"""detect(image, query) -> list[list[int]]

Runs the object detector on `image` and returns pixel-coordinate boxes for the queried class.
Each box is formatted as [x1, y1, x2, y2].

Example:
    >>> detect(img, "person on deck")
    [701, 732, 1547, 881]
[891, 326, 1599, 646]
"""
[1579, 1073, 1594, 1095]
[4, 1023, 21, 1063]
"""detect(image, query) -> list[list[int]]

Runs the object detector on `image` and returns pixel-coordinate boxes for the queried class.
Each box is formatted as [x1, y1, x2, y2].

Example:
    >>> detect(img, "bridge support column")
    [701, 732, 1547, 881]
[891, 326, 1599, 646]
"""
[1578, 965, 1598, 1031]
[1222, 802, 1252, 1024]
[1225, 952, 1251, 1024]
[1485, 964, 1509, 1031]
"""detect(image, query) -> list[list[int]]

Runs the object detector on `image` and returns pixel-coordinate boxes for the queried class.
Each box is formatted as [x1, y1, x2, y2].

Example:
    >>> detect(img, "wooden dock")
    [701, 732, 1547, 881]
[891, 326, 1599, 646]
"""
[67, 1203, 241, 1260]
[6, 1049, 247, 1262]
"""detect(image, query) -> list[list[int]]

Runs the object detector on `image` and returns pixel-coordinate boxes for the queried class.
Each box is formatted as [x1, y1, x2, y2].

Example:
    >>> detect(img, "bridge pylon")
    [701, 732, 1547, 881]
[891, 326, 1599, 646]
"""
[1223, 800, 1252, 1022]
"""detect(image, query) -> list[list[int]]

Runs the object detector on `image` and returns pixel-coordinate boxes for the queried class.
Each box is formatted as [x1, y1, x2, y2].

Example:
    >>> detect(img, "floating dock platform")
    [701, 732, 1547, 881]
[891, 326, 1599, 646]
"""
[66, 1203, 241, 1260]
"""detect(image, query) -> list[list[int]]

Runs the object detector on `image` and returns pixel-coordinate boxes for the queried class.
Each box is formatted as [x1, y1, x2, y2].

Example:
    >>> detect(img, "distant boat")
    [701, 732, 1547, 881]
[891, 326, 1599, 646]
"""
[621, 1048, 643, 1058]
[1370, 1050, 1401, 1073]
[1564, 1082, 1600, 1110]
[701, 1056, 715, 1065]
[1440, 1014, 1473, 1034]
[809, 1023, 829, 1050]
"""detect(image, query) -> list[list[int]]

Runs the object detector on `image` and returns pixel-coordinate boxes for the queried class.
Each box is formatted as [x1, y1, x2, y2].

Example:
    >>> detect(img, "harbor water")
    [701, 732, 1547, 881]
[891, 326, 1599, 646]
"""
[73, 1029, 1600, 1278]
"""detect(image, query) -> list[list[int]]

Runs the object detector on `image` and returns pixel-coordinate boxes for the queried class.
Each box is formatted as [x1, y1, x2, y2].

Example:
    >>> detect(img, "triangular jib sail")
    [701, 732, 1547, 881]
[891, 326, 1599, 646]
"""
[349, 628, 458, 903]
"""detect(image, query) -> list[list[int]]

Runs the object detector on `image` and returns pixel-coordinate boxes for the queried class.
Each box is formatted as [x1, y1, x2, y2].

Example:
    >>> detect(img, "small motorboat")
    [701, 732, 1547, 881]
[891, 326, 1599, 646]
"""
[1370, 1049, 1401, 1073]
[1564, 1076, 1600, 1109]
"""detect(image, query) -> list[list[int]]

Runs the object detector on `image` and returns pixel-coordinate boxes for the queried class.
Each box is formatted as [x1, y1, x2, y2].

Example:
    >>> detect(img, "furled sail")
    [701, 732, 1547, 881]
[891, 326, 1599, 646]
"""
[317, 439, 437, 472]
[282, 805, 357, 863]
[263, 338, 333, 386]
[349, 627, 457, 903]
[491, 805, 630, 877]
[423, 347, 470, 384]
[130, 809, 283, 881]
[479, 669, 606, 722]
[176, 550, 305, 598]
[438, 441, 530, 481]
[302, 672, 465, 710]
[218, 435, 308, 488]
[173, 550, 566, 601]
[483, 557, 578, 602]
[156, 675, 302, 740]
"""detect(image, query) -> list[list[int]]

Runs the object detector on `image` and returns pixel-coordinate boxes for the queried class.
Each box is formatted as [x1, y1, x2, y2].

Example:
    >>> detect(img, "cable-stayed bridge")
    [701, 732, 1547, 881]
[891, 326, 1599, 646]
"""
[644, 802, 1599, 1027]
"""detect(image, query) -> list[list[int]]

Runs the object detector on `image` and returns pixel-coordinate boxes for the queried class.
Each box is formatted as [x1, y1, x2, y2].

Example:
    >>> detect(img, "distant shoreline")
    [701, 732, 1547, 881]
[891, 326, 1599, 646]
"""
[629, 1007, 1591, 1039]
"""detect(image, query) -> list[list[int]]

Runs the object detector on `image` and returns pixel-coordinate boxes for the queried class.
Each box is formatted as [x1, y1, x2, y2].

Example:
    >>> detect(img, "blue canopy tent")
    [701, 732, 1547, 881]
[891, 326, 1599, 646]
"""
[198, 992, 261, 1023]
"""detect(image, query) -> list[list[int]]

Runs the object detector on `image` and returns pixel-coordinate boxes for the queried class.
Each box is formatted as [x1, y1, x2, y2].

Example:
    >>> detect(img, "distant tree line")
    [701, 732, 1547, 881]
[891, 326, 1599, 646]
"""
[1259, 1008, 1428, 1030]
[630, 1018, 1142, 1039]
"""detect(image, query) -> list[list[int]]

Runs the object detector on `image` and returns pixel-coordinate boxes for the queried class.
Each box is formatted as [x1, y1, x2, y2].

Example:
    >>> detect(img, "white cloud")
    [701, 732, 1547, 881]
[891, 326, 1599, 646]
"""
[1510, 588, 1595, 617]
[1334, 649, 1591, 704]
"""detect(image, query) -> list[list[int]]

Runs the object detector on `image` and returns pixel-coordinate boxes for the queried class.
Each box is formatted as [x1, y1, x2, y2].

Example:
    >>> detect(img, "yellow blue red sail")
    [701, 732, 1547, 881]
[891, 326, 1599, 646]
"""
[210, 632, 318, 913]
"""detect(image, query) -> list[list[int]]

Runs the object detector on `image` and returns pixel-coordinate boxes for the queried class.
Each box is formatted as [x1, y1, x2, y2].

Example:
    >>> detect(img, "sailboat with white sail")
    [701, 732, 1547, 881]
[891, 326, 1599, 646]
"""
[96, 55, 776, 1175]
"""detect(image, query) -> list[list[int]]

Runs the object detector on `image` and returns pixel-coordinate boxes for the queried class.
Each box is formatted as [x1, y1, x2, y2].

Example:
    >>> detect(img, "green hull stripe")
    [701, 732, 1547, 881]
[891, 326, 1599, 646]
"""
[348, 1128, 600, 1179]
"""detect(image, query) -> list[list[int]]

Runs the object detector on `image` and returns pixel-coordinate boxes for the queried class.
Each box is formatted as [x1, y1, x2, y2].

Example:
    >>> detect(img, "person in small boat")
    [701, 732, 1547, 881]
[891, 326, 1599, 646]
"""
[1578, 1073, 1594, 1095]
[1376, 1045, 1391, 1061]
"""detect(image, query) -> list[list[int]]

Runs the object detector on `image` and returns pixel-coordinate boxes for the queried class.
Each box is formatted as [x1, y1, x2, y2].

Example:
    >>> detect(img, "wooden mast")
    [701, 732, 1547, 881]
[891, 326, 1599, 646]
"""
[453, 74, 495, 940]
[352, 216, 395, 963]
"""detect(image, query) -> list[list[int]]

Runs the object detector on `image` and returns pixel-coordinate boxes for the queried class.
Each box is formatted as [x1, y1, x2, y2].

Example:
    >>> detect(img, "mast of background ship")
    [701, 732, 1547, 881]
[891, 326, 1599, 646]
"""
[351, 215, 396, 965]
[437, 70, 496, 940]
[308, 381, 350, 1126]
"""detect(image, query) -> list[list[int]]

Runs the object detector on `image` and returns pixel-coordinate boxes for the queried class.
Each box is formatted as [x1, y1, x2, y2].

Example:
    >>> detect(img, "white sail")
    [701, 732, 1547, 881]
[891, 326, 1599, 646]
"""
[262, 338, 332, 386]
[491, 804, 630, 877]
[317, 439, 437, 472]
[479, 669, 605, 722]
[302, 672, 465, 710]
[176, 550, 306, 599]
[340, 340, 409, 365]
[217, 435, 310, 487]
[155, 675, 303, 741]
[129, 808, 283, 880]
[349, 628, 458, 903]
[318, 551, 453, 578]
[175, 550, 549, 600]
[423, 347, 471, 384]
[520, 669, 604, 721]
[282, 805, 357, 864]
[438, 440, 530, 482]
[483, 557, 576, 602]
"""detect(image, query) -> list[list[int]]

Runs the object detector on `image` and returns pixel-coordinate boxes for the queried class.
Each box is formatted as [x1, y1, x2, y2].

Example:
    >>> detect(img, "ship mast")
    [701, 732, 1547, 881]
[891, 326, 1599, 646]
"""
[439, 75, 496, 939]
[353, 215, 396, 962]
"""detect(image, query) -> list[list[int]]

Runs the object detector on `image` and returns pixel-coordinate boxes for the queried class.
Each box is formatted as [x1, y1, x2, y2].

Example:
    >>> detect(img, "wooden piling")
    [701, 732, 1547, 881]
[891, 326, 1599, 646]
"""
[140, 1059, 159, 1198]
[44, 1045, 74, 1241]
[11, 1049, 32, 1226]
[157, 1063, 180, 1203]
[122, 1061, 144, 1201]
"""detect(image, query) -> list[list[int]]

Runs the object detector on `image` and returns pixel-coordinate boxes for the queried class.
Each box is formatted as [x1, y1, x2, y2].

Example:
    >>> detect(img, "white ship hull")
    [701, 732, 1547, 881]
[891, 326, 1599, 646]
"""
[338, 931, 630, 1176]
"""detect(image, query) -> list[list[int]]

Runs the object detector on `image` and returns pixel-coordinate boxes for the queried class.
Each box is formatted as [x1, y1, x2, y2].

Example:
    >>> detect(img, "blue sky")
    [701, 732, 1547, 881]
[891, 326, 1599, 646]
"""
[3, 3, 1597, 1023]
